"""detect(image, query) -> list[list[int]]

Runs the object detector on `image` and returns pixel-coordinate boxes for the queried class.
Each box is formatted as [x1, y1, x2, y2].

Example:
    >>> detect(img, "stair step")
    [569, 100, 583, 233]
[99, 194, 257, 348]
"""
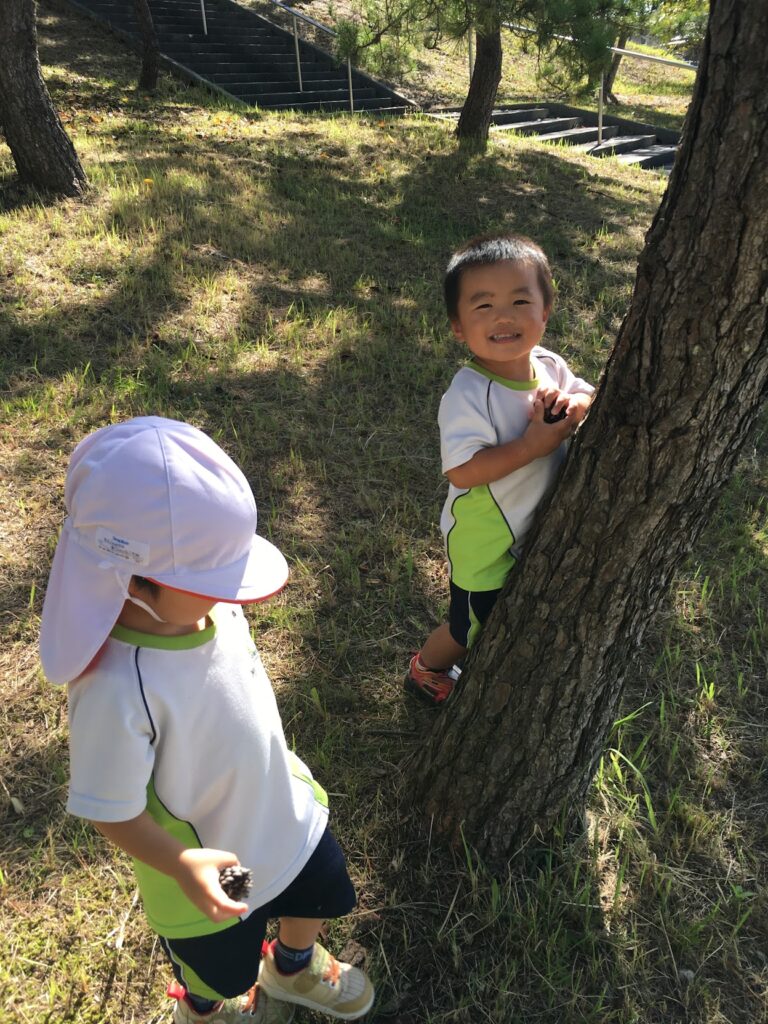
[208, 70, 347, 84]
[239, 87, 368, 104]
[585, 134, 658, 156]
[531, 125, 619, 144]
[164, 43, 294, 56]
[167, 50, 300, 63]
[490, 107, 549, 125]
[493, 116, 582, 135]
[159, 28, 287, 39]
[182, 54, 319, 68]
[264, 97, 401, 112]
[165, 31, 283, 42]
[616, 144, 677, 168]
[224, 79, 357, 96]
[148, 2, 226, 11]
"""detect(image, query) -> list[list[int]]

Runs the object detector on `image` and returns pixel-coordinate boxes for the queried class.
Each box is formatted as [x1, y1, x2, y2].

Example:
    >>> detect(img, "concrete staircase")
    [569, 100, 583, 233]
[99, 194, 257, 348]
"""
[65, 0, 413, 113]
[431, 103, 679, 171]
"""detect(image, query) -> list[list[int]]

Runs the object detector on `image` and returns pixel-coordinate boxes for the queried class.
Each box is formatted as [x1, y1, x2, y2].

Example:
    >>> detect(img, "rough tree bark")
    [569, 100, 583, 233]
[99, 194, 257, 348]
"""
[456, 23, 502, 147]
[0, 0, 87, 197]
[133, 0, 160, 92]
[412, 0, 768, 865]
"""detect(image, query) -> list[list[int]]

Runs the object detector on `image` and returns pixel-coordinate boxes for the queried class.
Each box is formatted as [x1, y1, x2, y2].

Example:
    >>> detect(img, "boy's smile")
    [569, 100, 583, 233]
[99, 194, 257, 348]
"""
[450, 260, 551, 380]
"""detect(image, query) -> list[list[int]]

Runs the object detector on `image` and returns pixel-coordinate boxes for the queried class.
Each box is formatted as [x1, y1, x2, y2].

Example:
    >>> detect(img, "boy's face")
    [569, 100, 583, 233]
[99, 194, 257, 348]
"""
[450, 260, 550, 379]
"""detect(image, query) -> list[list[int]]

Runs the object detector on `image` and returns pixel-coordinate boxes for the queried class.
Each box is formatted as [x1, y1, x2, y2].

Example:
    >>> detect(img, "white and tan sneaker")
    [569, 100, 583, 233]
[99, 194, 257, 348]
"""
[258, 940, 374, 1020]
[168, 980, 294, 1024]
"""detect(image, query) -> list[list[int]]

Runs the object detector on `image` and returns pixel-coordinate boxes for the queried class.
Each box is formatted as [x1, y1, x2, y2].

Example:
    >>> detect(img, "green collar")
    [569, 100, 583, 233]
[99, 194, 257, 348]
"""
[111, 618, 216, 650]
[467, 359, 540, 390]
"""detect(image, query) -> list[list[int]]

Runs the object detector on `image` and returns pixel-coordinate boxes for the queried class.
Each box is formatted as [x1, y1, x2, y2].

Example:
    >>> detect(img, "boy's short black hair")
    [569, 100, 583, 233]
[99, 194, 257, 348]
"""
[133, 575, 161, 598]
[444, 234, 555, 319]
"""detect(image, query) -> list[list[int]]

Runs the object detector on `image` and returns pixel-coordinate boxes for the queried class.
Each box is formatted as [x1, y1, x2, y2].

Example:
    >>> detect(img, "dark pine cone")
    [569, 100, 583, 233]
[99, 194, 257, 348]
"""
[219, 865, 253, 901]
[543, 403, 567, 424]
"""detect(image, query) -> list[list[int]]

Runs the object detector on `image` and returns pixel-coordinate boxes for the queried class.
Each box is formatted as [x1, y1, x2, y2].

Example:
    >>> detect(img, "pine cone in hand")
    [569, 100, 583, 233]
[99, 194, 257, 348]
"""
[218, 865, 253, 901]
[543, 403, 567, 424]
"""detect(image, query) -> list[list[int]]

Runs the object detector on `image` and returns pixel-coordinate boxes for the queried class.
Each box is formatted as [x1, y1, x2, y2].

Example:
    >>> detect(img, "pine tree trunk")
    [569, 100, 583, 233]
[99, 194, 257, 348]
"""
[456, 24, 502, 148]
[602, 32, 627, 103]
[133, 0, 160, 92]
[412, 0, 768, 867]
[0, 0, 87, 197]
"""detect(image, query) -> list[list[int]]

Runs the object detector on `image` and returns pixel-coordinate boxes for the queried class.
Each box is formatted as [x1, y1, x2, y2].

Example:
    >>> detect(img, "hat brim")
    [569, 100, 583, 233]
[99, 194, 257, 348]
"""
[147, 535, 289, 604]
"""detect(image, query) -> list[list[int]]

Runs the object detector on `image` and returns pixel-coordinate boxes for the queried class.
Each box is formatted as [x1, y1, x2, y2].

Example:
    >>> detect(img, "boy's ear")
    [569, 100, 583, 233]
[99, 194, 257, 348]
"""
[449, 318, 465, 342]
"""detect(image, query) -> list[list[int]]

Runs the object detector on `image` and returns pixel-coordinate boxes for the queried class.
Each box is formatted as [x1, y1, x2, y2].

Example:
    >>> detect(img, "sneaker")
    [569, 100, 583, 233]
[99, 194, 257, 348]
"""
[403, 653, 457, 705]
[258, 940, 374, 1021]
[168, 980, 295, 1024]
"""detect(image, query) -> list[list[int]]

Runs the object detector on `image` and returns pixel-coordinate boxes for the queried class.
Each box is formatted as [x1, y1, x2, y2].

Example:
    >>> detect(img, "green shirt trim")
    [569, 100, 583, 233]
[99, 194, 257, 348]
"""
[110, 620, 216, 650]
[134, 776, 237, 938]
[446, 484, 517, 591]
[467, 359, 540, 391]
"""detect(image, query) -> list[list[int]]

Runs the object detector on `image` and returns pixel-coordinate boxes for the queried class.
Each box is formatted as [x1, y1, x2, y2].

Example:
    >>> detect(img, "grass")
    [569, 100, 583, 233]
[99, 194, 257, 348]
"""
[1, 3, 766, 1023]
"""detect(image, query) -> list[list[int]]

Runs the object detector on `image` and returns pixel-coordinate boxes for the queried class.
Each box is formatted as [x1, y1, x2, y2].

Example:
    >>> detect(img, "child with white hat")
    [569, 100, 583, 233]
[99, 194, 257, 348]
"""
[40, 416, 374, 1024]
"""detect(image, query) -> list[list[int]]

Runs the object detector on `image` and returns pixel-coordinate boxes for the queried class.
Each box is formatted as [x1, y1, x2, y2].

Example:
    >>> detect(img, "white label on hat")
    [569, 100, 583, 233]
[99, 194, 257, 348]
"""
[95, 528, 150, 566]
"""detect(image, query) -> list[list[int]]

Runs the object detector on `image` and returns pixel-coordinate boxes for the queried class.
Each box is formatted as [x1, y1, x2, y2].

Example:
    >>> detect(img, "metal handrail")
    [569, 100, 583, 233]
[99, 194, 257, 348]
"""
[502, 22, 697, 72]
[595, 43, 695, 143]
[496, 22, 697, 144]
[263, 0, 356, 113]
[198, 0, 356, 112]
[606, 44, 696, 71]
[265, 0, 336, 37]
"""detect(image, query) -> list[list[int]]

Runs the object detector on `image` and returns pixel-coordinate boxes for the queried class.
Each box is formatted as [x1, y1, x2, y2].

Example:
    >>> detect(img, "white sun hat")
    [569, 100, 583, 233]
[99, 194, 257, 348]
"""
[39, 416, 288, 685]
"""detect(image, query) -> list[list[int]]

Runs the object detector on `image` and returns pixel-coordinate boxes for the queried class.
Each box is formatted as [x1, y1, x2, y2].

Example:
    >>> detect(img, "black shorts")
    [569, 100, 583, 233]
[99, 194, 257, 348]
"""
[161, 828, 356, 1000]
[447, 581, 502, 648]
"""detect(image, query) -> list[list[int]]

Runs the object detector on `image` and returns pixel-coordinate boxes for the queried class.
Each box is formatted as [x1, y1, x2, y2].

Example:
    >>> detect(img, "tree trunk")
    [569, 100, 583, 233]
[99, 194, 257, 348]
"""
[456, 24, 502, 148]
[602, 31, 627, 103]
[0, 0, 87, 197]
[412, 0, 768, 867]
[133, 0, 160, 92]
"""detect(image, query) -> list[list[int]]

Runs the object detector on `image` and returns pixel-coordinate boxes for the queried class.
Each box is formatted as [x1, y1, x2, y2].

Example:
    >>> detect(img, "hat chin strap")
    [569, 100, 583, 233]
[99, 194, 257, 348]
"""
[127, 594, 168, 623]
[106, 565, 169, 624]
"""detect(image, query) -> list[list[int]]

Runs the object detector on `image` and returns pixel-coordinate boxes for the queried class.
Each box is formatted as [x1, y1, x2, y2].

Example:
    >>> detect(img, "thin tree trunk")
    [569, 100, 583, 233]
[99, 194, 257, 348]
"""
[133, 0, 160, 92]
[456, 24, 502, 148]
[0, 0, 87, 197]
[602, 31, 627, 103]
[412, 0, 768, 866]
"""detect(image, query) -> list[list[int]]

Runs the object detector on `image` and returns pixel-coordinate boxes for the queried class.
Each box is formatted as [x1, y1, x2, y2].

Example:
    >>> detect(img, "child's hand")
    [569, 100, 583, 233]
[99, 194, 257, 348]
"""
[524, 395, 573, 458]
[175, 848, 250, 922]
[536, 387, 592, 425]
[535, 386, 569, 422]
[563, 390, 592, 425]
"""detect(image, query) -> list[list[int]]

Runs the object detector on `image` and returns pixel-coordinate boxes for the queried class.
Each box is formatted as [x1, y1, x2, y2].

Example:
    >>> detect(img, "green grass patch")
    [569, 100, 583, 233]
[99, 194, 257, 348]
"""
[1, 4, 765, 1023]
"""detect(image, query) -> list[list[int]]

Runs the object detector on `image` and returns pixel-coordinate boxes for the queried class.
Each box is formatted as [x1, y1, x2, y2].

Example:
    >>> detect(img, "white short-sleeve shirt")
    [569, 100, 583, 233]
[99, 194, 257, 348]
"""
[439, 349, 593, 590]
[67, 605, 328, 938]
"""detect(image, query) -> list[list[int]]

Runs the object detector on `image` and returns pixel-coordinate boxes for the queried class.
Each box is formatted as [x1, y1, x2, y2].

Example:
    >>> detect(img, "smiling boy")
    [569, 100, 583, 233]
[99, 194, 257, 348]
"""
[405, 235, 595, 705]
